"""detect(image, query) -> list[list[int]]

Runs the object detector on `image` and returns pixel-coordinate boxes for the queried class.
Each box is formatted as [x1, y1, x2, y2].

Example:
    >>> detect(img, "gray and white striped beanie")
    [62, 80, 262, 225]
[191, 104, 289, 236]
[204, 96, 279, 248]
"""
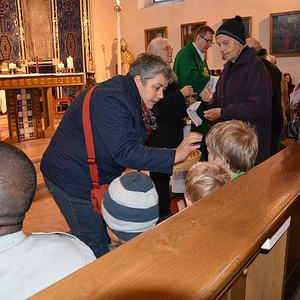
[102, 172, 159, 241]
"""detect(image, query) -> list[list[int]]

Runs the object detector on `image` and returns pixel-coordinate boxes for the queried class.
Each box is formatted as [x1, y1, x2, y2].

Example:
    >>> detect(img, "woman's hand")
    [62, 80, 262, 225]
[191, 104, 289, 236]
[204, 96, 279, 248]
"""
[175, 132, 202, 164]
[200, 88, 213, 103]
[204, 108, 221, 121]
[180, 85, 194, 97]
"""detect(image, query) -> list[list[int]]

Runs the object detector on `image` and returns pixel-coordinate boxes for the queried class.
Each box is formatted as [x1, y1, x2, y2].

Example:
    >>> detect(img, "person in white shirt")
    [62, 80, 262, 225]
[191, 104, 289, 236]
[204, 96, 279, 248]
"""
[290, 80, 300, 109]
[0, 142, 95, 299]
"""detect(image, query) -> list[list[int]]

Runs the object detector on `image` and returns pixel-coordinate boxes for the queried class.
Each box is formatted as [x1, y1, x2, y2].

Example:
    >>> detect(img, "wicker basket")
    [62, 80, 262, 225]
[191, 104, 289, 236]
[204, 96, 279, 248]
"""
[173, 150, 202, 173]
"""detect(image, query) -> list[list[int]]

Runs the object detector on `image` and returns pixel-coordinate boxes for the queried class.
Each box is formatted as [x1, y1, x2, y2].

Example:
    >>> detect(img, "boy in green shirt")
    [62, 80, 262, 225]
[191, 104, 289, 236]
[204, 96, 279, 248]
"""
[205, 120, 258, 178]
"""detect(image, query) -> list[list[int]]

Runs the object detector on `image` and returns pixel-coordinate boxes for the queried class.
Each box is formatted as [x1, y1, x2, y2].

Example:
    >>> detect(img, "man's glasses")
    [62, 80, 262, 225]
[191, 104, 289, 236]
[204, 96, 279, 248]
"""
[200, 35, 214, 45]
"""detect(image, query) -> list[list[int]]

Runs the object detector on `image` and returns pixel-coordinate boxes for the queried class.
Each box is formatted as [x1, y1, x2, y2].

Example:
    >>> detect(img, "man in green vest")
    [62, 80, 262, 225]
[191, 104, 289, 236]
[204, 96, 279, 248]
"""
[173, 25, 215, 160]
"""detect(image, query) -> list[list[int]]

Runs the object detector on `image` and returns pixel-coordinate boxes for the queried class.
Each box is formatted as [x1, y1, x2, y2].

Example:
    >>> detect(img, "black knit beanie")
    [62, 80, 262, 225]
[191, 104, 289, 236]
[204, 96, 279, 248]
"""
[216, 15, 246, 45]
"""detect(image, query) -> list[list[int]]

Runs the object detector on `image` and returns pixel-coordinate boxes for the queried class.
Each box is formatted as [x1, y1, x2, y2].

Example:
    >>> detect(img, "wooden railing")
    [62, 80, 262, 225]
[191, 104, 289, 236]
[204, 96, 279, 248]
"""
[32, 142, 300, 300]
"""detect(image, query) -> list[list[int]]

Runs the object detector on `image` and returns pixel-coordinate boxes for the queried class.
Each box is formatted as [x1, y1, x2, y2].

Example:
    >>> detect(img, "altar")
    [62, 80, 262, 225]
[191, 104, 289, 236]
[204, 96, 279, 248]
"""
[0, 73, 85, 143]
[0, 0, 94, 143]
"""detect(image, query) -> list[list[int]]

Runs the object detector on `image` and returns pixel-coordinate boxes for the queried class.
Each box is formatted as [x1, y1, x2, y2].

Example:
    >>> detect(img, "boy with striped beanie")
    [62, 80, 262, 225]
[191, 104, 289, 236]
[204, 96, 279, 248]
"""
[102, 172, 159, 250]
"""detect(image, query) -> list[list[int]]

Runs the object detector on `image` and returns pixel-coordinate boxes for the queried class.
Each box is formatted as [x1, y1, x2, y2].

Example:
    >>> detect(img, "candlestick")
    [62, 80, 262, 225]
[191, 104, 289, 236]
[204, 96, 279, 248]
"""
[114, 0, 122, 75]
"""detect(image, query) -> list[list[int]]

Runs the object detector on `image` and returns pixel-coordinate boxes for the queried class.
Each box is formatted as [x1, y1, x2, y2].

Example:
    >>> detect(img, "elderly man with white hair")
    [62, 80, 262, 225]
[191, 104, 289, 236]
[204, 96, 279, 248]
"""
[201, 16, 272, 165]
[146, 37, 194, 220]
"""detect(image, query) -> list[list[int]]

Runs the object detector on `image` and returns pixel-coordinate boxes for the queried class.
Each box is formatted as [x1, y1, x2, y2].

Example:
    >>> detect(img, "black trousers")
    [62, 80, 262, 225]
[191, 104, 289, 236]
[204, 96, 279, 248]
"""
[150, 171, 172, 220]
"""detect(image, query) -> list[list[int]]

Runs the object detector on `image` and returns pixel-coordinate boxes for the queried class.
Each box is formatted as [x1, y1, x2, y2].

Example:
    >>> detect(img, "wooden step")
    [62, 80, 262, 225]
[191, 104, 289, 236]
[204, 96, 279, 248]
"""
[34, 187, 51, 201]
[34, 160, 46, 191]
[23, 195, 70, 234]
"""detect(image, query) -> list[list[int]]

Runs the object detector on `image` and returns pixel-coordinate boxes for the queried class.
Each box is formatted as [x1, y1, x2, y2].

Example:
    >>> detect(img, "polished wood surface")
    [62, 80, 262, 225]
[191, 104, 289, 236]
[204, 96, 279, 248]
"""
[32, 141, 300, 299]
[14, 137, 51, 162]
[23, 194, 69, 235]
[0, 73, 85, 90]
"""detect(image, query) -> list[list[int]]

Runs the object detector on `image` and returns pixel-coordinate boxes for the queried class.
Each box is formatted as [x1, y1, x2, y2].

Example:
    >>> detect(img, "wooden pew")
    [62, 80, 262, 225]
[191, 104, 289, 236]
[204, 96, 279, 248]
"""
[32, 142, 300, 300]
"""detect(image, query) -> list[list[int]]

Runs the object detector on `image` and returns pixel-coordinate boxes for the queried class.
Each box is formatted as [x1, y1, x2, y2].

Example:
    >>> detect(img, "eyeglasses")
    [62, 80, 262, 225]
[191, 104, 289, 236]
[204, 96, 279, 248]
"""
[200, 35, 214, 45]
[159, 47, 173, 52]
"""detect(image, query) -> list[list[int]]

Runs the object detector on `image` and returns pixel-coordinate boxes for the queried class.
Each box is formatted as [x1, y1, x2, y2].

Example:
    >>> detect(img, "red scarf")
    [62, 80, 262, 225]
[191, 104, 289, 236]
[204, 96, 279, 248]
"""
[141, 100, 157, 138]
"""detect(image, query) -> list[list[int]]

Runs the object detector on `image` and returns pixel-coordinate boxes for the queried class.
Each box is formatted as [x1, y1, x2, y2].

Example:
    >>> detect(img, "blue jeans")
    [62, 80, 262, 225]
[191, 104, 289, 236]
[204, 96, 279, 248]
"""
[44, 177, 110, 258]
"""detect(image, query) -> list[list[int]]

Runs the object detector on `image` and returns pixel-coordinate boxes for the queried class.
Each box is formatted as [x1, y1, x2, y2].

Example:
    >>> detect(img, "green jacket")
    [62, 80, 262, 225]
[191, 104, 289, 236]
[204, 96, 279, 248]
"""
[173, 42, 210, 95]
[232, 171, 245, 179]
[173, 42, 211, 159]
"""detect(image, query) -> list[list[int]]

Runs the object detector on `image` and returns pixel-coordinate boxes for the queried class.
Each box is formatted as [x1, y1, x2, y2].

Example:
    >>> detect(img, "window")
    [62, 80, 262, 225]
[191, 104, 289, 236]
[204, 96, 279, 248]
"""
[138, 0, 184, 9]
[153, 0, 182, 3]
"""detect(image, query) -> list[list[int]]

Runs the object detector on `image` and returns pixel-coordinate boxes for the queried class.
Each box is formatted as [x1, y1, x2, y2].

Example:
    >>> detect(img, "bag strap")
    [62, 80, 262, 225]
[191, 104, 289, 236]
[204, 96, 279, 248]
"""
[82, 84, 101, 188]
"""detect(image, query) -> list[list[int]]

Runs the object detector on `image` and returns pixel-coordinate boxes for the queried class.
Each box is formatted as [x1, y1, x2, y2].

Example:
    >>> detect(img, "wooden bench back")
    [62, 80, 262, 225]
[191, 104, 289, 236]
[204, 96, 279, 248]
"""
[33, 142, 300, 299]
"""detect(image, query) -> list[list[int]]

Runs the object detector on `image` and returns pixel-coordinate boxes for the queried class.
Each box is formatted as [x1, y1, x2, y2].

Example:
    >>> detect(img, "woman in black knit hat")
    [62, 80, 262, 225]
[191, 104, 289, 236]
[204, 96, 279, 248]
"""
[201, 16, 272, 165]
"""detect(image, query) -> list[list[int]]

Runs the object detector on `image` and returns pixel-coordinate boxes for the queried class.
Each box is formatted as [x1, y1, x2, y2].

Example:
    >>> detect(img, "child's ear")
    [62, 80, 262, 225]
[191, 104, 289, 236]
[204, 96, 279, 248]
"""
[219, 155, 231, 173]
[213, 155, 226, 165]
[185, 195, 193, 207]
[219, 155, 226, 163]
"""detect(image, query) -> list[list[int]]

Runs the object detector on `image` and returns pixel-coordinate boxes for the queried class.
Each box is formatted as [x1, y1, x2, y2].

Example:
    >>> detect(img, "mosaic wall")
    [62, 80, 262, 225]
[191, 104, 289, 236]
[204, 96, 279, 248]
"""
[57, 0, 84, 97]
[57, 0, 83, 71]
[16, 89, 35, 140]
[6, 88, 43, 142]
[0, 0, 21, 61]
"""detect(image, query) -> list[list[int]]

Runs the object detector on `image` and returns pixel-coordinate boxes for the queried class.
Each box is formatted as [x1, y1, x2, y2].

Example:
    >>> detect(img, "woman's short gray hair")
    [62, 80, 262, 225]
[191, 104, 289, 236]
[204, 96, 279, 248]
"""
[129, 53, 173, 84]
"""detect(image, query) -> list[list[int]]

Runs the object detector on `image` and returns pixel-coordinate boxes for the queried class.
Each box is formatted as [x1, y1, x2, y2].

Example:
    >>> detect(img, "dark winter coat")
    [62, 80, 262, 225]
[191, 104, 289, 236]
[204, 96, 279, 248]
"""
[258, 55, 283, 132]
[214, 46, 272, 164]
[41, 74, 175, 199]
[147, 81, 187, 149]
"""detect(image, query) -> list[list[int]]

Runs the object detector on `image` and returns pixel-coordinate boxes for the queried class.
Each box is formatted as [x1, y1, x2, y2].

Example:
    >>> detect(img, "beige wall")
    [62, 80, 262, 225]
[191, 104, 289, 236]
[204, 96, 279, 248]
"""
[91, 0, 300, 83]
[90, 0, 117, 82]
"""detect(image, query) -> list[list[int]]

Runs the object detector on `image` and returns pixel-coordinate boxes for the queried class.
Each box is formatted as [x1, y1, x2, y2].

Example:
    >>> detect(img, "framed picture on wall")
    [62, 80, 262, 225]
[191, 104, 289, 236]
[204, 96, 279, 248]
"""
[144, 26, 168, 50]
[270, 11, 300, 57]
[181, 21, 206, 48]
[222, 17, 252, 39]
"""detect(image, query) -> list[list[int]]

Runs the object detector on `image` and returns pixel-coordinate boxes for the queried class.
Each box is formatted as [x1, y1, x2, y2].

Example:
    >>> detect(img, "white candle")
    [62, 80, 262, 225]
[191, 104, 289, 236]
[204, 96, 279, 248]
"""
[67, 56, 74, 69]
[58, 62, 64, 69]
[9, 63, 16, 69]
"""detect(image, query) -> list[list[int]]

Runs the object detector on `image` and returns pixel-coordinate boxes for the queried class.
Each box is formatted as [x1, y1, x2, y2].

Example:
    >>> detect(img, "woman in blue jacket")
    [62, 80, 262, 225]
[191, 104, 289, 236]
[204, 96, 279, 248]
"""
[41, 53, 201, 257]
